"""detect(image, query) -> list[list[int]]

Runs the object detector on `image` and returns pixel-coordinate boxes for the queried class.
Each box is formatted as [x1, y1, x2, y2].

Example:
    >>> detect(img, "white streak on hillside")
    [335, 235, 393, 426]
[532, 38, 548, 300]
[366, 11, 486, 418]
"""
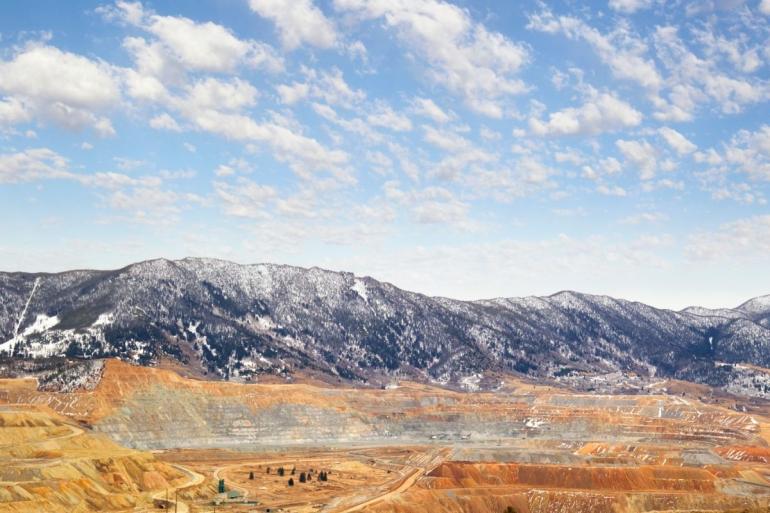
[14, 277, 40, 338]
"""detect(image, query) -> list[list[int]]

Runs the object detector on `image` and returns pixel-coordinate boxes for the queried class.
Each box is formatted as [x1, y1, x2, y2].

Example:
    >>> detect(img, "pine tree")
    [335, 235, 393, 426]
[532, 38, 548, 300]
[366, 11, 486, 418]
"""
[299, 472, 306, 483]
[288, 478, 294, 487]
[249, 471, 254, 480]
[278, 467, 285, 477]
[266, 467, 271, 474]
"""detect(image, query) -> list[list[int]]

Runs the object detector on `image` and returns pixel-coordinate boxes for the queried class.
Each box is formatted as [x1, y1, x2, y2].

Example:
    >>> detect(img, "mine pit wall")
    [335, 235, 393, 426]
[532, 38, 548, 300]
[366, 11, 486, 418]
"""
[88, 387, 763, 451]
[0, 360, 766, 451]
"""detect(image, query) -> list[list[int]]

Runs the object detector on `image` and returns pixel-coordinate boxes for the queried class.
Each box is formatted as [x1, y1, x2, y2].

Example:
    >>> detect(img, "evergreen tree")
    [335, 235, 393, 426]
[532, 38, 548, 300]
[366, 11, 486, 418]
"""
[299, 472, 306, 483]
[249, 471, 254, 480]
[288, 478, 294, 486]
[266, 467, 271, 474]
[278, 467, 285, 477]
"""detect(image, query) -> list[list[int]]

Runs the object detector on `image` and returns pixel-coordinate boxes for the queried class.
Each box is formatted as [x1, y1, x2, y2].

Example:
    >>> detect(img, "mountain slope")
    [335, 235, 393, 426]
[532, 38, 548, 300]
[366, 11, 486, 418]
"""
[0, 258, 769, 394]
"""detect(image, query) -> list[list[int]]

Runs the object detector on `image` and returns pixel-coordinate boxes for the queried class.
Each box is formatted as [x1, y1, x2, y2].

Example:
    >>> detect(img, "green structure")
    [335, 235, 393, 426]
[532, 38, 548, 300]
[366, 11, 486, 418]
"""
[218, 478, 225, 493]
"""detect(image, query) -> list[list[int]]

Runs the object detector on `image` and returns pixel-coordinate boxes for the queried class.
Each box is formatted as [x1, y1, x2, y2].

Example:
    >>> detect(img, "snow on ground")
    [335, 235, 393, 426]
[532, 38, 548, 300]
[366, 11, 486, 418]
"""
[351, 279, 369, 303]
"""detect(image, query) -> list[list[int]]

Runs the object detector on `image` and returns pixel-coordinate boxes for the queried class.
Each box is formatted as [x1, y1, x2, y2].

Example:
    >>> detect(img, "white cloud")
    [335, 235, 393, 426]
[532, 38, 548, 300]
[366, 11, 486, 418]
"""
[608, 0, 654, 13]
[423, 125, 472, 152]
[214, 178, 277, 218]
[529, 93, 643, 136]
[384, 182, 470, 225]
[619, 211, 667, 224]
[597, 184, 628, 196]
[112, 2, 283, 80]
[335, 0, 529, 117]
[527, 9, 662, 90]
[0, 45, 119, 136]
[616, 139, 657, 180]
[687, 215, 770, 261]
[276, 83, 310, 105]
[696, 125, 770, 181]
[0, 151, 196, 226]
[460, 157, 556, 200]
[184, 77, 258, 112]
[182, 108, 350, 181]
[0, 148, 70, 183]
[367, 104, 412, 131]
[0, 97, 31, 128]
[658, 127, 697, 155]
[147, 15, 250, 72]
[759, 0, 770, 14]
[106, 186, 205, 225]
[277, 68, 365, 108]
[249, 0, 337, 50]
[652, 26, 767, 119]
[480, 127, 502, 141]
[149, 112, 182, 131]
[412, 97, 453, 123]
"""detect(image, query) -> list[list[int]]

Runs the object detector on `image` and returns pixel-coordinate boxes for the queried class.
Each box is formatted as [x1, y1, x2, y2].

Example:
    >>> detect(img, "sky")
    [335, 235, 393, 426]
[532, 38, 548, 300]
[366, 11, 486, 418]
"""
[1, 0, 769, 310]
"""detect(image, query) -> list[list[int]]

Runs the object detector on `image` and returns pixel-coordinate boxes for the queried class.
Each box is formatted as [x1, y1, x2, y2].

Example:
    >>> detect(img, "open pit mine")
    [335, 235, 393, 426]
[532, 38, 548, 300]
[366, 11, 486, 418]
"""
[2, 359, 770, 513]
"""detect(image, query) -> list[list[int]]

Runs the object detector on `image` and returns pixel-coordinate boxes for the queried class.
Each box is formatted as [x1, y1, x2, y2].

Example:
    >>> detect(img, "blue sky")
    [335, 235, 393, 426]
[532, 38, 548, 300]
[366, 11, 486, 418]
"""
[1, 0, 769, 309]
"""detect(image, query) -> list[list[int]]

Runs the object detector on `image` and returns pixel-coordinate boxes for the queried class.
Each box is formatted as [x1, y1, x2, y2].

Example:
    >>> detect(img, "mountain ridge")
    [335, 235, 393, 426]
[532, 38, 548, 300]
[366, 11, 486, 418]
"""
[1, 257, 769, 398]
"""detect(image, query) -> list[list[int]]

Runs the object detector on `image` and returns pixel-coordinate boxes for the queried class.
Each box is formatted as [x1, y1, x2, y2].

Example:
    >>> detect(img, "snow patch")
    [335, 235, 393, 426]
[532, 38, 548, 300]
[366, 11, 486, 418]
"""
[22, 314, 60, 337]
[187, 321, 201, 336]
[351, 279, 369, 303]
[93, 313, 114, 326]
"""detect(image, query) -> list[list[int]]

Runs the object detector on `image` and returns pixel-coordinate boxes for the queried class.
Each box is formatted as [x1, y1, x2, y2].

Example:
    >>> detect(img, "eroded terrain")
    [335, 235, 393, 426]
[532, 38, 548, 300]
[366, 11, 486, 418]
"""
[2, 359, 770, 512]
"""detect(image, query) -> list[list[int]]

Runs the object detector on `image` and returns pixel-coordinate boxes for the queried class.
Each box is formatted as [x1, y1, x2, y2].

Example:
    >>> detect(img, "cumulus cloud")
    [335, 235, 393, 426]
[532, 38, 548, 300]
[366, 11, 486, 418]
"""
[411, 97, 453, 123]
[0, 45, 119, 136]
[384, 181, 470, 226]
[652, 26, 768, 119]
[149, 112, 182, 131]
[0, 147, 201, 225]
[184, 109, 350, 181]
[658, 127, 697, 155]
[529, 93, 643, 136]
[248, 0, 337, 50]
[616, 139, 657, 180]
[528, 9, 662, 90]
[335, 0, 529, 117]
[214, 178, 277, 219]
[367, 104, 412, 131]
[275, 67, 365, 108]
[0, 148, 70, 183]
[694, 125, 770, 183]
[597, 184, 628, 196]
[184, 77, 258, 112]
[106, 1, 283, 75]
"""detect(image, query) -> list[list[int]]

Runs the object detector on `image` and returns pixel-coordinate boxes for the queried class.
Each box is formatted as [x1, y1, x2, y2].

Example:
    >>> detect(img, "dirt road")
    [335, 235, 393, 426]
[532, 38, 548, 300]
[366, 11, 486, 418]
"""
[148, 463, 205, 513]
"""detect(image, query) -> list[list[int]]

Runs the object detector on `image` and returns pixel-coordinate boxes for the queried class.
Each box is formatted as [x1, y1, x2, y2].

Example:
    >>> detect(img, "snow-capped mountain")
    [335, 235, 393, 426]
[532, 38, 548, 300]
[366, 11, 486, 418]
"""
[1, 258, 769, 394]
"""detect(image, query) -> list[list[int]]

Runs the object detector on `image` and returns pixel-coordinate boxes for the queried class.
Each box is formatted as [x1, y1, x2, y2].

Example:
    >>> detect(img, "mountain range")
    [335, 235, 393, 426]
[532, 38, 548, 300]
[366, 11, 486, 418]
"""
[1, 257, 769, 396]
